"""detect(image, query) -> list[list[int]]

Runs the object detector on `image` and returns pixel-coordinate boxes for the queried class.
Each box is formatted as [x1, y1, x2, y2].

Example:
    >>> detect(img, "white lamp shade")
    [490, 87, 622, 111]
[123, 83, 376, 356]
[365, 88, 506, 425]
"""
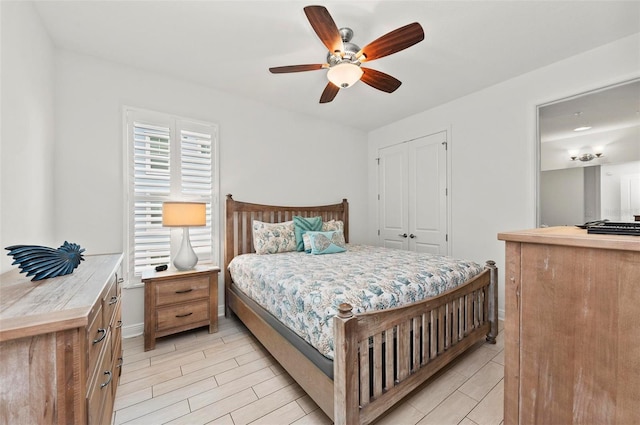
[162, 202, 206, 227]
[327, 63, 363, 88]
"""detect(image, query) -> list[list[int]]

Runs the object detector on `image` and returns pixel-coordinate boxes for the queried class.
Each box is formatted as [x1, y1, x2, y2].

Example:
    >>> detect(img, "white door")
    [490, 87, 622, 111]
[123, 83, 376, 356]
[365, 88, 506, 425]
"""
[620, 173, 640, 221]
[378, 143, 409, 250]
[408, 132, 448, 254]
[378, 131, 448, 254]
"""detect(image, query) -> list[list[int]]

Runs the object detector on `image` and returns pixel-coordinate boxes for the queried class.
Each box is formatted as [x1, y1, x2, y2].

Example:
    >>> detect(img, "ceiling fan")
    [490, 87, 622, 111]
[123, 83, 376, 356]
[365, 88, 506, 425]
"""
[269, 5, 424, 103]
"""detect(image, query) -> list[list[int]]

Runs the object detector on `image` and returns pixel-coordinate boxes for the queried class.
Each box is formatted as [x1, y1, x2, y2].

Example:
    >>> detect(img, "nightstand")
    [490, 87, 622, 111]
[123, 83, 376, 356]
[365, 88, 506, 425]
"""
[142, 265, 220, 351]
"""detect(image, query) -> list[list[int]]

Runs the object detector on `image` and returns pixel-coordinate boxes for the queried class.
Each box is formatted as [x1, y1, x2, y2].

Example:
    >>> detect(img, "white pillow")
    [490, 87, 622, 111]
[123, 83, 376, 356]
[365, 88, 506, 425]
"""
[252, 220, 297, 254]
[322, 219, 344, 232]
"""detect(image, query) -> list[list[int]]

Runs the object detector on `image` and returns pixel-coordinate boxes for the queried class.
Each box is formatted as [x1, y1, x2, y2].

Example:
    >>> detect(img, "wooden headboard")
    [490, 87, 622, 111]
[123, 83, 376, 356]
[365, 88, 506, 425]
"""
[223, 194, 349, 293]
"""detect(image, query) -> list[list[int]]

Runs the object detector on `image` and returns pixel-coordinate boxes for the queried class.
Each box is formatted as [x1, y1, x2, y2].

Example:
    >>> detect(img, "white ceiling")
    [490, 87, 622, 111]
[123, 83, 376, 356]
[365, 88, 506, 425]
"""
[539, 80, 640, 143]
[539, 79, 640, 171]
[33, 1, 640, 132]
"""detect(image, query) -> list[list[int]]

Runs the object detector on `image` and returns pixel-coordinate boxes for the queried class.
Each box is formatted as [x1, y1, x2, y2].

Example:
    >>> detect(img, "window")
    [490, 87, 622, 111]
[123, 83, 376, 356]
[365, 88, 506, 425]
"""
[124, 108, 219, 286]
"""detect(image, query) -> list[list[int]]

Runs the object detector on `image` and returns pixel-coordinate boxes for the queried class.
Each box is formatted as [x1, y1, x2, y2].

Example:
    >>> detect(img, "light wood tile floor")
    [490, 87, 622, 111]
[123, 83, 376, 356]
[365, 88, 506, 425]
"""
[114, 317, 504, 425]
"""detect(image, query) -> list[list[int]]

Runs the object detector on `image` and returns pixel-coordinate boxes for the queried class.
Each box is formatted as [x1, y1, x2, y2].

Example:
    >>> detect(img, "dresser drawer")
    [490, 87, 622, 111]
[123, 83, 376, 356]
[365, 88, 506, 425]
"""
[87, 332, 113, 425]
[112, 302, 123, 393]
[87, 303, 107, 376]
[154, 275, 209, 306]
[102, 275, 119, 326]
[156, 299, 209, 332]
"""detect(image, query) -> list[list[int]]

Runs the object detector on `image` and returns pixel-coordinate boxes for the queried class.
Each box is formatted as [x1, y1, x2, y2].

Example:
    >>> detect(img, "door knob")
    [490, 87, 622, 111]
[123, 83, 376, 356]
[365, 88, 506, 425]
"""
[398, 233, 408, 238]
[409, 234, 416, 239]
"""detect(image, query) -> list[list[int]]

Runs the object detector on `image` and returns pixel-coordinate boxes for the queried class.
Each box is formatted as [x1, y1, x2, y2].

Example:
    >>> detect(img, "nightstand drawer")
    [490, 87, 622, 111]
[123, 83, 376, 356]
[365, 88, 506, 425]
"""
[156, 299, 209, 332]
[155, 276, 209, 306]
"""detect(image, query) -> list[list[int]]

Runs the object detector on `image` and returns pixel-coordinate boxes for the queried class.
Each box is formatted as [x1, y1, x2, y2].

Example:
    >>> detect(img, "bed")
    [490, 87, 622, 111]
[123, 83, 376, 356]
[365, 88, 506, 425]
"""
[224, 194, 498, 425]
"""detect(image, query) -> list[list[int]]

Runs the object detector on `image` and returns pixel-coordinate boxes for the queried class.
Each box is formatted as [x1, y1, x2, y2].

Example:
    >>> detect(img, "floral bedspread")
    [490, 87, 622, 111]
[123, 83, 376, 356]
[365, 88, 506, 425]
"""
[228, 244, 484, 360]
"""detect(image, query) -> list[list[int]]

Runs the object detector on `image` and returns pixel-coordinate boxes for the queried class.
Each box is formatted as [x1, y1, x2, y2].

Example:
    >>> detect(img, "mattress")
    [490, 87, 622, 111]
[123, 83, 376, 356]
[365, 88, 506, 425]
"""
[228, 244, 484, 360]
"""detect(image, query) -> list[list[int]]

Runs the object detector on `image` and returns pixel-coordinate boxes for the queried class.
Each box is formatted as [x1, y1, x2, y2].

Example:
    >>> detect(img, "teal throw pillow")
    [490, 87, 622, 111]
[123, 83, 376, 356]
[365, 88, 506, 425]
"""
[307, 231, 347, 255]
[293, 216, 322, 252]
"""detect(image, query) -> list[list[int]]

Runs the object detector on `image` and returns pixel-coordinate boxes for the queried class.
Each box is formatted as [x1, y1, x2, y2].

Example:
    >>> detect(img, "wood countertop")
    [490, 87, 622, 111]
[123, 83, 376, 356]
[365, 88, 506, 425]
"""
[0, 253, 123, 342]
[498, 226, 640, 251]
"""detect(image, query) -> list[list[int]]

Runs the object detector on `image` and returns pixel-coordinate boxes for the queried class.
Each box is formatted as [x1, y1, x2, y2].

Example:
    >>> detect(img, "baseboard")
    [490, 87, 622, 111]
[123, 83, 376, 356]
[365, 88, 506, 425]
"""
[122, 305, 226, 339]
[122, 322, 144, 339]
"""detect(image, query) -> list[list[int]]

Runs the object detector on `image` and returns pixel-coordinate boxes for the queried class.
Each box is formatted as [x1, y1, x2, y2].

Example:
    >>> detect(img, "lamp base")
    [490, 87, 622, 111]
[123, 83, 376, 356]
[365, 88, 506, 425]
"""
[173, 227, 198, 271]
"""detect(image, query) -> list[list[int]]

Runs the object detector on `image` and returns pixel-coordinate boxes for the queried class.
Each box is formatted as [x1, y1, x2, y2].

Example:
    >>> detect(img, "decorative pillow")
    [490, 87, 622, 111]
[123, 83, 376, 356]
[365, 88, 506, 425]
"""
[293, 216, 322, 252]
[302, 233, 316, 253]
[252, 220, 297, 255]
[302, 220, 345, 252]
[306, 231, 347, 255]
[322, 219, 344, 232]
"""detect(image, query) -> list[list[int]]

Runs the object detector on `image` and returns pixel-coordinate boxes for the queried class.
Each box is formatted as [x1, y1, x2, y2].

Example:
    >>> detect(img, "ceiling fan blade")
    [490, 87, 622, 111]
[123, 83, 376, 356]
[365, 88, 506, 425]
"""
[358, 22, 424, 62]
[320, 82, 340, 103]
[269, 64, 325, 74]
[361, 68, 402, 93]
[304, 5, 344, 54]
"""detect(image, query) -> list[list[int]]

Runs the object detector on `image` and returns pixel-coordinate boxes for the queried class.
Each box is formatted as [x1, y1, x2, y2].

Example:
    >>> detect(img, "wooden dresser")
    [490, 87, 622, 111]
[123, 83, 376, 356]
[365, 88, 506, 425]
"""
[498, 227, 639, 425]
[0, 253, 123, 424]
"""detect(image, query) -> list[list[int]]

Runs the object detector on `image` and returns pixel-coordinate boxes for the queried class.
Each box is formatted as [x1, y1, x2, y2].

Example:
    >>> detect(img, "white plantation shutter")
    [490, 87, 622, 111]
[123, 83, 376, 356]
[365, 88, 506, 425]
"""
[132, 123, 171, 273]
[180, 128, 213, 262]
[125, 109, 218, 284]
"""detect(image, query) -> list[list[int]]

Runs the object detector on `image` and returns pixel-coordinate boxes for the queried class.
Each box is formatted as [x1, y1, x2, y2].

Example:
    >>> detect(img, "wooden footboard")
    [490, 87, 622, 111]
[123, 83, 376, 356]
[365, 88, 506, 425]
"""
[224, 195, 499, 425]
[333, 261, 498, 425]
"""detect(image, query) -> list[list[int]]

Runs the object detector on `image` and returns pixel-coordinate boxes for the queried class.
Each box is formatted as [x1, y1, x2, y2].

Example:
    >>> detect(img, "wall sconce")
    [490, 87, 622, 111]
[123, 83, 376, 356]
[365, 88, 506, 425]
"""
[162, 202, 206, 270]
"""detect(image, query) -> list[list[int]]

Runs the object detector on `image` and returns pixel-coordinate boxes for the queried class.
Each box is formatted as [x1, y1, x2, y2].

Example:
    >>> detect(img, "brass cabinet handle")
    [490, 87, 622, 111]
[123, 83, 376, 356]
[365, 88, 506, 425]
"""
[175, 288, 193, 294]
[100, 370, 112, 389]
[175, 312, 193, 318]
[93, 328, 107, 344]
[109, 295, 118, 305]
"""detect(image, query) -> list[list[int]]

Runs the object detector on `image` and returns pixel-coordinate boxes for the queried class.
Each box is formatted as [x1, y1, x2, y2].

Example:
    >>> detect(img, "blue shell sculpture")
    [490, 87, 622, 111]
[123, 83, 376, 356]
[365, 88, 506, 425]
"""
[5, 241, 85, 281]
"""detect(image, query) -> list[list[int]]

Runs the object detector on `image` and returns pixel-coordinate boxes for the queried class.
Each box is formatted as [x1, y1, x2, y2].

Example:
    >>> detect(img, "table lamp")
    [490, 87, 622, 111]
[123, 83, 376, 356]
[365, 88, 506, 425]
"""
[162, 202, 206, 270]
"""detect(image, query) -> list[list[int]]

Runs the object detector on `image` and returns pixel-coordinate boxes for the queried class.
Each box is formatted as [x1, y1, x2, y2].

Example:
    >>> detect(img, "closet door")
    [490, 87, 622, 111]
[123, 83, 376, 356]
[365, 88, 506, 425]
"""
[378, 143, 409, 250]
[408, 132, 447, 254]
[377, 131, 448, 254]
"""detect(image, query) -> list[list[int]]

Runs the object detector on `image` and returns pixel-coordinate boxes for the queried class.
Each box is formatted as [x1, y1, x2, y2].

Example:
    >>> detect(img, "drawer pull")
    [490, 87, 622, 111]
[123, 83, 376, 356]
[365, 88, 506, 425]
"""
[175, 312, 193, 318]
[175, 288, 193, 294]
[100, 370, 112, 389]
[116, 320, 123, 329]
[93, 328, 107, 344]
[109, 295, 118, 305]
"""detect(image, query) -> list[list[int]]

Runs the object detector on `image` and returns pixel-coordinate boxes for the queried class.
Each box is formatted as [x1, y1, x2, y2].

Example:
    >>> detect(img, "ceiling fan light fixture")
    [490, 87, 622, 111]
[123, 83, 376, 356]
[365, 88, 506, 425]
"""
[327, 62, 363, 88]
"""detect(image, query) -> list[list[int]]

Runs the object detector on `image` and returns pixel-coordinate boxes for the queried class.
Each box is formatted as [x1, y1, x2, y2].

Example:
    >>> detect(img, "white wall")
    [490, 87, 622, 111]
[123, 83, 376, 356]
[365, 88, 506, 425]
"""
[540, 167, 585, 226]
[601, 161, 640, 220]
[368, 33, 640, 318]
[53, 50, 368, 335]
[0, 1, 56, 272]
